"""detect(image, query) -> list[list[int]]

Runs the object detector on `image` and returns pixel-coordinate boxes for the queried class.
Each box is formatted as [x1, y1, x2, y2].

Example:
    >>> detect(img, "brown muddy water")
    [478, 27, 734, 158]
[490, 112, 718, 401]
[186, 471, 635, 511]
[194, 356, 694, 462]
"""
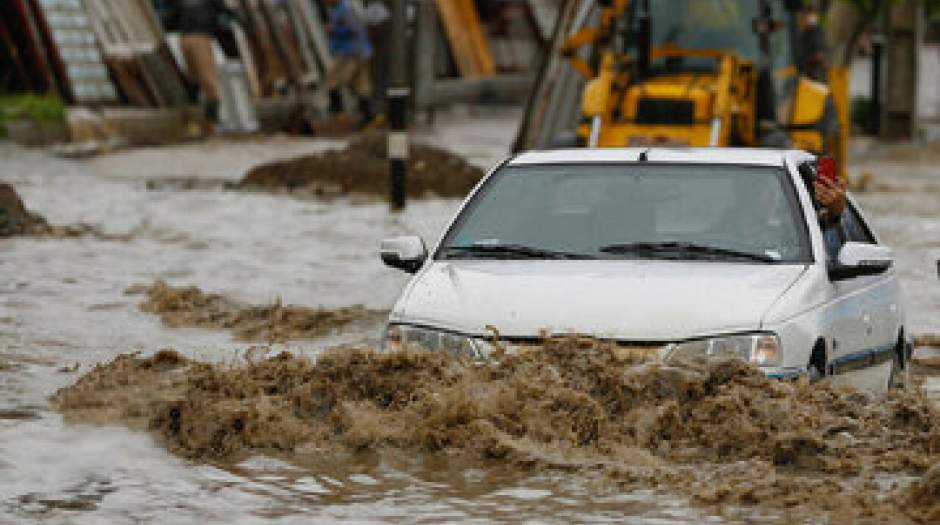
[1, 117, 940, 524]
[127, 280, 386, 344]
[50, 343, 940, 524]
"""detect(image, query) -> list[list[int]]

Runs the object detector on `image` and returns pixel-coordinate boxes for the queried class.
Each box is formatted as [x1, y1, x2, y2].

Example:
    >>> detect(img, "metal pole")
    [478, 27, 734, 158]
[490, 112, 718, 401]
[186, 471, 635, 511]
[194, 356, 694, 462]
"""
[636, 0, 651, 78]
[871, 33, 883, 136]
[413, 0, 435, 112]
[387, 0, 409, 211]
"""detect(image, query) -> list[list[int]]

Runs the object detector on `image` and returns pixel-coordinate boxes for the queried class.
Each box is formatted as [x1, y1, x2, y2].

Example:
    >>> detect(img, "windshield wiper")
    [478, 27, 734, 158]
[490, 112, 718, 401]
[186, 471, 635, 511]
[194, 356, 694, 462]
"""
[441, 243, 595, 260]
[598, 242, 778, 263]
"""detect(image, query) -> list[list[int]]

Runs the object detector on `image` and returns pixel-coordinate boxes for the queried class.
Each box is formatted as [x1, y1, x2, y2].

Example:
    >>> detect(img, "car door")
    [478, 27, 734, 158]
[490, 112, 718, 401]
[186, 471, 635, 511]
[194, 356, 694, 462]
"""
[842, 200, 901, 358]
[822, 216, 874, 373]
[824, 200, 897, 374]
[794, 159, 894, 375]
[794, 158, 869, 372]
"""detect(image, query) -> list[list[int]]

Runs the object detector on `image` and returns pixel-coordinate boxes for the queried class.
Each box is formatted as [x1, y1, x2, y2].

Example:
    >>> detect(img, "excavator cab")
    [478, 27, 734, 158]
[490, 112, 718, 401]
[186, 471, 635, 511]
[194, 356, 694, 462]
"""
[562, 0, 846, 178]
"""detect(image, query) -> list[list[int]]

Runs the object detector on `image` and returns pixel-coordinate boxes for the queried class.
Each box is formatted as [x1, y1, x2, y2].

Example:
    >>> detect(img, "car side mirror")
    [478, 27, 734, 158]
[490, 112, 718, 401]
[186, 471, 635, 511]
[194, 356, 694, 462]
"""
[828, 242, 893, 281]
[380, 236, 427, 274]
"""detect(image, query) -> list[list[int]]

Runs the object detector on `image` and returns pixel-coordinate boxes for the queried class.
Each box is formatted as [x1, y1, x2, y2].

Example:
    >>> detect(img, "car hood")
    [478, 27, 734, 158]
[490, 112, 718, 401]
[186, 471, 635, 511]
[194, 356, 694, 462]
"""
[393, 260, 807, 341]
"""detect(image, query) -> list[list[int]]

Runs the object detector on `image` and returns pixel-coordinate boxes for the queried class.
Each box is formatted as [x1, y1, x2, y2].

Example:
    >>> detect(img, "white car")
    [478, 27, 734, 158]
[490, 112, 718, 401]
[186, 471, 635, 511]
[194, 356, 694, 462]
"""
[380, 148, 909, 387]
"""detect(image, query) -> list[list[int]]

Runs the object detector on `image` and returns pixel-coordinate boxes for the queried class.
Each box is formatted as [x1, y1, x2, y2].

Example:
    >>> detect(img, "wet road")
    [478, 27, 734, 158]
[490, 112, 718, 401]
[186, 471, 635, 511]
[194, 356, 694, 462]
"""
[1, 114, 938, 523]
[849, 142, 940, 336]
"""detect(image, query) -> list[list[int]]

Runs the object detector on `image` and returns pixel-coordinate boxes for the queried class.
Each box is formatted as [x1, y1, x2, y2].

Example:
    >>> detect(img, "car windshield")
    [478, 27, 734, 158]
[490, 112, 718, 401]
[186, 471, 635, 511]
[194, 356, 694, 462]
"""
[439, 163, 812, 263]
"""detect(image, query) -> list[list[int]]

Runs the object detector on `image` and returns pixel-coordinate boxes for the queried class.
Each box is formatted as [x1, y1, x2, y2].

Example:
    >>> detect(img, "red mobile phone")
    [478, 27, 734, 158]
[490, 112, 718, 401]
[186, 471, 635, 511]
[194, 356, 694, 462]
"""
[817, 157, 837, 185]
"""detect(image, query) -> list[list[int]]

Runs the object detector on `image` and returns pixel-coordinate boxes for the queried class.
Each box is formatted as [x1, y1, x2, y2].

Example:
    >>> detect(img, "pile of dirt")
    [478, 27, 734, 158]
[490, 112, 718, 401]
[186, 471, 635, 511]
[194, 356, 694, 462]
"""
[234, 132, 485, 198]
[127, 280, 384, 343]
[54, 338, 940, 523]
[0, 183, 49, 236]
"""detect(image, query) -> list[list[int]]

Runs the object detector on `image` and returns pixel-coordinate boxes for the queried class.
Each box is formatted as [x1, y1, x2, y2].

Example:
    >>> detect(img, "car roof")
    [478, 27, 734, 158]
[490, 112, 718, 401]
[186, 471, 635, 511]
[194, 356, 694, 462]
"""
[508, 147, 815, 167]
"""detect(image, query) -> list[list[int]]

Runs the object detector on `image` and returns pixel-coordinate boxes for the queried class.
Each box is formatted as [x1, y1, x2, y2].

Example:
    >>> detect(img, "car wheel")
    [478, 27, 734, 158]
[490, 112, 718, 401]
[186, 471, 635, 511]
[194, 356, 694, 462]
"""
[888, 348, 908, 390]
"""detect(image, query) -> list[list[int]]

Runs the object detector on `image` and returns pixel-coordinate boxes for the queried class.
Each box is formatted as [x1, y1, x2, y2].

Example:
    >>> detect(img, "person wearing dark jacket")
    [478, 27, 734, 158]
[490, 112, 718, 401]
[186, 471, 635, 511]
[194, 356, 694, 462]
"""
[798, 5, 828, 82]
[163, 0, 240, 129]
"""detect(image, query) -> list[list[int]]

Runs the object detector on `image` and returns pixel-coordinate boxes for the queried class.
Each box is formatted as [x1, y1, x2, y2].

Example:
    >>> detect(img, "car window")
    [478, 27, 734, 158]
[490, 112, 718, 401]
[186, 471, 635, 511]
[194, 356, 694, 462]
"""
[795, 161, 854, 261]
[644, 0, 792, 72]
[841, 203, 877, 244]
[439, 163, 813, 263]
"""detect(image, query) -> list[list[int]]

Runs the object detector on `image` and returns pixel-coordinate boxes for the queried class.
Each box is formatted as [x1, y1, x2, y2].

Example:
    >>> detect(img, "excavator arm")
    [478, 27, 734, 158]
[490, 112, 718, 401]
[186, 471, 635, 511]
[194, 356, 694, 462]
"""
[559, 0, 629, 79]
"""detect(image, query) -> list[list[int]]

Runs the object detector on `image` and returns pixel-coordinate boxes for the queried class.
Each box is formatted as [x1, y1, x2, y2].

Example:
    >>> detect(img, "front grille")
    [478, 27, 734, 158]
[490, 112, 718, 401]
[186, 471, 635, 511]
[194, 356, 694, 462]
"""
[635, 98, 696, 125]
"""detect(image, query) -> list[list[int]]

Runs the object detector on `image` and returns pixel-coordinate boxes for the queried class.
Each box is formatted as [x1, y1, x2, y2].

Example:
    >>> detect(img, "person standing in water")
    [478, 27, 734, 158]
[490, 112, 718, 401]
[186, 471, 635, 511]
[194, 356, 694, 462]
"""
[323, 0, 375, 128]
[164, 0, 240, 133]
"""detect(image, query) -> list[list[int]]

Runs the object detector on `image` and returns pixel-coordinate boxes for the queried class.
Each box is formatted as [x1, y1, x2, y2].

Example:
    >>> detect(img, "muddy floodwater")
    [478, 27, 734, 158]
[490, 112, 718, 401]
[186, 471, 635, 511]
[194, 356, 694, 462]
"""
[1, 112, 939, 524]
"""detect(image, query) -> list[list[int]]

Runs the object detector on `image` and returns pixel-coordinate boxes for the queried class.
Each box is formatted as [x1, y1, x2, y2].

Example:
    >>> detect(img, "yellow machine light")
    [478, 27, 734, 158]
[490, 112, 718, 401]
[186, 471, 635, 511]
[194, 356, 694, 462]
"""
[787, 77, 830, 153]
[582, 77, 610, 117]
[791, 78, 828, 126]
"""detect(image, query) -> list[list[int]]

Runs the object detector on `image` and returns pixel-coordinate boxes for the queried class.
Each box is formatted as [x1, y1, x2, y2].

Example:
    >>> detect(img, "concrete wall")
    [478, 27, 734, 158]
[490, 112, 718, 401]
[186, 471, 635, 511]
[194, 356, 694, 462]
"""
[850, 44, 940, 125]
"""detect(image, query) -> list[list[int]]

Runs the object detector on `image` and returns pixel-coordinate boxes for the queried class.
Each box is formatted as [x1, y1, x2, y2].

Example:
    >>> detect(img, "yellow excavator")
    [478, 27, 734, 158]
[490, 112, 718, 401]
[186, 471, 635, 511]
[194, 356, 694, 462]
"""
[530, 0, 848, 178]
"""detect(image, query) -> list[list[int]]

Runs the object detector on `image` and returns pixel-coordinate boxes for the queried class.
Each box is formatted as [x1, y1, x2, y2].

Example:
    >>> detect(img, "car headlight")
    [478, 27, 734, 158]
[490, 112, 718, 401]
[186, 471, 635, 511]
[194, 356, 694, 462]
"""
[384, 324, 484, 360]
[666, 333, 781, 366]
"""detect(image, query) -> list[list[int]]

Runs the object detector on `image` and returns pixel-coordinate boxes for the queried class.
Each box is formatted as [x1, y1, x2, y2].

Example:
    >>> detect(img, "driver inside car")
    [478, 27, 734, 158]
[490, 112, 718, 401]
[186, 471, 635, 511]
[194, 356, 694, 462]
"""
[815, 175, 847, 225]
[802, 165, 848, 259]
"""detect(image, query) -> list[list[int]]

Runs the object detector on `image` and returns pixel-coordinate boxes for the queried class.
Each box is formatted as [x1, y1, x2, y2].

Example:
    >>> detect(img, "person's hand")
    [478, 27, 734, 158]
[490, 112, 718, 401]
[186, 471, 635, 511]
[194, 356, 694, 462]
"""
[814, 176, 846, 218]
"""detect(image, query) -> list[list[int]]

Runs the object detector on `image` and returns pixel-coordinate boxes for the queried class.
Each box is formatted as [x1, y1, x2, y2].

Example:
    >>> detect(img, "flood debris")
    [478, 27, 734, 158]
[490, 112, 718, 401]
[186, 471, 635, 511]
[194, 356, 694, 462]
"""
[127, 280, 384, 343]
[234, 132, 484, 199]
[54, 338, 940, 523]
